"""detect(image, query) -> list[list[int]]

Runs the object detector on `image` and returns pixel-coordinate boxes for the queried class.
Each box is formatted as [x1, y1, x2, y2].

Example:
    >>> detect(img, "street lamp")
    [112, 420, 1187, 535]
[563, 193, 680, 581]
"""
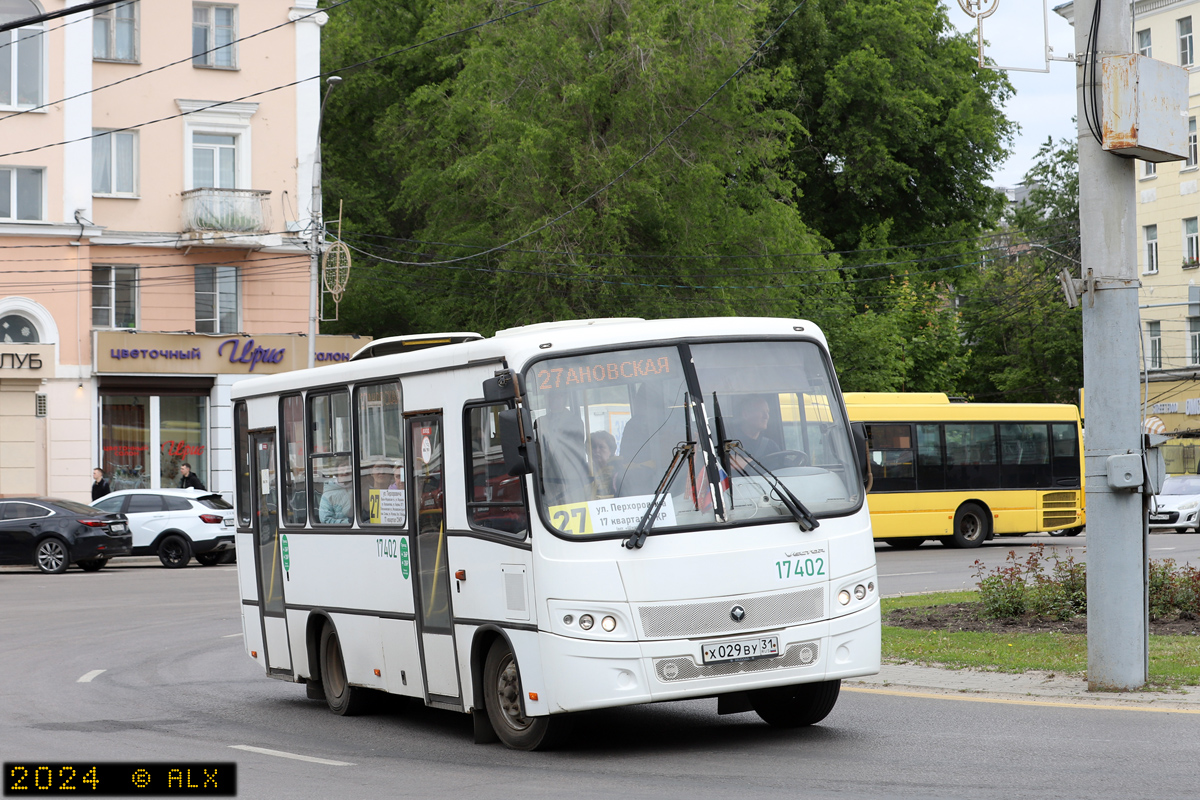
[309, 75, 342, 369]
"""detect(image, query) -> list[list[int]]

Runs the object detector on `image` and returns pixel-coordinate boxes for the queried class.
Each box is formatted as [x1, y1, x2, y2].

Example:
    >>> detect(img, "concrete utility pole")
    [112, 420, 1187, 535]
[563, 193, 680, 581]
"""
[1074, 0, 1148, 690]
[308, 75, 342, 370]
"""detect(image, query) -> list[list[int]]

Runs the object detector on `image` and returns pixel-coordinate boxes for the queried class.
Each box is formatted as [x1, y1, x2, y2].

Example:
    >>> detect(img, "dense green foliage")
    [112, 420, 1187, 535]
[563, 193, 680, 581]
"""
[318, 0, 1017, 393]
[958, 136, 1082, 403]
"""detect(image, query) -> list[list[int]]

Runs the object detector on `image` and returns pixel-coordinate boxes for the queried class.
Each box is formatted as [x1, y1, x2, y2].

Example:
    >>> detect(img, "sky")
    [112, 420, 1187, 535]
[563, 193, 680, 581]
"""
[943, 0, 1079, 187]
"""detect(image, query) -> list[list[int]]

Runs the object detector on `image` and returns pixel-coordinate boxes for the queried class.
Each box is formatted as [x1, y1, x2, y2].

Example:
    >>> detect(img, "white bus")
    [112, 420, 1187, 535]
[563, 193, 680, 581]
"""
[231, 317, 880, 749]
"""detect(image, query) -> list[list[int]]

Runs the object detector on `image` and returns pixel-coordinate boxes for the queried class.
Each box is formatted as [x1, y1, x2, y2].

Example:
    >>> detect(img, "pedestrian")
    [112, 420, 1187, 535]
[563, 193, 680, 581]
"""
[91, 468, 111, 501]
[179, 462, 206, 491]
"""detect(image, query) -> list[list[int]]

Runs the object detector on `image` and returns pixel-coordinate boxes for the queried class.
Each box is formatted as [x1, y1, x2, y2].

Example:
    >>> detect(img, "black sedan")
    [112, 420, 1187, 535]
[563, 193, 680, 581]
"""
[0, 498, 132, 574]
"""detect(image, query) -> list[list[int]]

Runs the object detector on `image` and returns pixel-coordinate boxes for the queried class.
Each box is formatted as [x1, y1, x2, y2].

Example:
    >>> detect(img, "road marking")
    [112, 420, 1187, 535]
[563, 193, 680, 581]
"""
[229, 745, 354, 766]
[879, 571, 937, 577]
[844, 686, 1200, 714]
[222, 633, 243, 638]
[77, 670, 106, 683]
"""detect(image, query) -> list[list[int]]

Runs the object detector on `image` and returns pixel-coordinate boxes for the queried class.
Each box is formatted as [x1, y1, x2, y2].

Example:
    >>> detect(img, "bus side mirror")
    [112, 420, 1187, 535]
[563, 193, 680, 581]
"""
[483, 370, 520, 403]
[498, 408, 534, 476]
[850, 422, 871, 489]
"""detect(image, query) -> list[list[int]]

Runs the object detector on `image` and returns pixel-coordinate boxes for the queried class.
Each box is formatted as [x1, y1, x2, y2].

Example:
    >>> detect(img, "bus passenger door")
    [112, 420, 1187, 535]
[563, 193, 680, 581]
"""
[408, 414, 461, 702]
[251, 431, 292, 674]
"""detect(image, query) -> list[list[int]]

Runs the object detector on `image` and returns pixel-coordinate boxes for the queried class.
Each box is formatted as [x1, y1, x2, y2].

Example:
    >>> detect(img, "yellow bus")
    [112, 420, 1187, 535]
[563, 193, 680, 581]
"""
[844, 393, 1084, 549]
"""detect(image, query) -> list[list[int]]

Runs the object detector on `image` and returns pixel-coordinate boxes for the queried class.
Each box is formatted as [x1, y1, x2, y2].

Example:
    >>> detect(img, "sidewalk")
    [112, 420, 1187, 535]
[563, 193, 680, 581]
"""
[845, 663, 1200, 710]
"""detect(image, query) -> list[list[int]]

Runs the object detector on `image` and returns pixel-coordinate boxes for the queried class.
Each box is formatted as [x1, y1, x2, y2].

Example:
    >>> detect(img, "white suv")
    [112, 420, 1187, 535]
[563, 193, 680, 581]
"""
[91, 489, 235, 568]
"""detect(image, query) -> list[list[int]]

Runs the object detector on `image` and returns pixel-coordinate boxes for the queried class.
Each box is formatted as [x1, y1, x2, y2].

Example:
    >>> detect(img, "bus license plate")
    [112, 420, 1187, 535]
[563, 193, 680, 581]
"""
[702, 635, 780, 665]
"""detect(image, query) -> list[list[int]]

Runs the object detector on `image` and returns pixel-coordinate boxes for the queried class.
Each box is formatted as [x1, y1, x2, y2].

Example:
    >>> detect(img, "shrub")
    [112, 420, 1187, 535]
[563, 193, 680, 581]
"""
[973, 549, 1031, 618]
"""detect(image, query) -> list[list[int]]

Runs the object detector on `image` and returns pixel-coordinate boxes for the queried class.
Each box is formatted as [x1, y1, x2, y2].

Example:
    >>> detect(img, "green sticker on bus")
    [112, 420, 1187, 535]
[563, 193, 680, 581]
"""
[281, 534, 290, 572]
[399, 538, 410, 579]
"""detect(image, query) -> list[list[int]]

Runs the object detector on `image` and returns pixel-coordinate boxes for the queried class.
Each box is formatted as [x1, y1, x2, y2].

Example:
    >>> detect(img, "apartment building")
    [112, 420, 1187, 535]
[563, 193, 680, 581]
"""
[0, 0, 365, 501]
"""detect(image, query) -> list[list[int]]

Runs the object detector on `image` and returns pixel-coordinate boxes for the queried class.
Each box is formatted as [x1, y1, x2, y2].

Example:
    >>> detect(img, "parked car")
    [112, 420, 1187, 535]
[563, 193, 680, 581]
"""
[91, 489, 235, 568]
[0, 497, 131, 574]
[1149, 475, 1200, 533]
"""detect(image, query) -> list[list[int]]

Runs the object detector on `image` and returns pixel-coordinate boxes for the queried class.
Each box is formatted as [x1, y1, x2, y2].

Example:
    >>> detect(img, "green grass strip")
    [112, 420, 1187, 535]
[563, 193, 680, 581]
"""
[881, 592, 1200, 689]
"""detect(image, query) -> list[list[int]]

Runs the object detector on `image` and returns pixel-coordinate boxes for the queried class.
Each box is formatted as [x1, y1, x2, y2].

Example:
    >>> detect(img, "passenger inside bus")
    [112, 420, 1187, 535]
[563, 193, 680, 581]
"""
[730, 395, 782, 462]
[319, 463, 352, 524]
[535, 389, 589, 505]
[589, 430, 620, 499]
[614, 381, 676, 496]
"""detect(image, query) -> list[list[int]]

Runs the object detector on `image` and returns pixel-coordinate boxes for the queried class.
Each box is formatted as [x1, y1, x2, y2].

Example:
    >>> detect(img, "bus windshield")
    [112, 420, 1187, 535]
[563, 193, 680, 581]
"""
[522, 339, 861, 538]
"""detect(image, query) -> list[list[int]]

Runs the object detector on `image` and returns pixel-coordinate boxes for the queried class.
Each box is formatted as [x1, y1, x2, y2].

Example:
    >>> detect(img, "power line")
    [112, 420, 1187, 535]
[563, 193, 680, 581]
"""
[0, 0, 562, 160]
[0, 0, 128, 36]
[0, 1, 353, 123]
[0, 0, 135, 53]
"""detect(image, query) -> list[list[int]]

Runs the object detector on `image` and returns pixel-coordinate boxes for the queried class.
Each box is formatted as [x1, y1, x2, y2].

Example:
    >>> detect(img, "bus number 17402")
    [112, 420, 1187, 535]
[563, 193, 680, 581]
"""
[776, 558, 825, 580]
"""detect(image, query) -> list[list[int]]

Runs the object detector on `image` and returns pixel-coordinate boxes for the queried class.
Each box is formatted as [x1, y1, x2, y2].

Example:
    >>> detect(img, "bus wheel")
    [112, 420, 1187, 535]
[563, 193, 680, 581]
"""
[950, 503, 989, 548]
[319, 622, 367, 716]
[749, 679, 841, 728]
[483, 639, 566, 750]
[884, 538, 925, 550]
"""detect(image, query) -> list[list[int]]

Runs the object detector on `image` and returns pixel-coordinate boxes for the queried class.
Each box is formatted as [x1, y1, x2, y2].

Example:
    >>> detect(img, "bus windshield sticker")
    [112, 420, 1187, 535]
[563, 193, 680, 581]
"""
[548, 494, 678, 536]
[368, 488, 406, 524]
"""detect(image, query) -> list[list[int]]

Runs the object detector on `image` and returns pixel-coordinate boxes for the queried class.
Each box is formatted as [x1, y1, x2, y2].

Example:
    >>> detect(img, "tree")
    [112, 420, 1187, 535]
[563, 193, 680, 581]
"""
[958, 136, 1082, 403]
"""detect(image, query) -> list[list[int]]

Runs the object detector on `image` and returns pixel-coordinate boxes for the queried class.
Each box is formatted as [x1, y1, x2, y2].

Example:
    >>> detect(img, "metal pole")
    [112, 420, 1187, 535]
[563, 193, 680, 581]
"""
[308, 76, 342, 370]
[1074, 0, 1148, 690]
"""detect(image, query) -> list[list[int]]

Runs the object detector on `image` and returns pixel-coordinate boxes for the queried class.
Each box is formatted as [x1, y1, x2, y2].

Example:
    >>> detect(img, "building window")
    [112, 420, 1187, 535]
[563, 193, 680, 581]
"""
[94, 1, 138, 62]
[0, 167, 43, 221]
[0, 2, 42, 109]
[194, 265, 238, 333]
[1145, 225, 1159, 274]
[1148, 321, 1163, 370]
[1143, 160, 1157, 178]
[192, 133, 237, 189]
[1138, 28, 1153, 57]
[192, 4, 237, 69]
[92, 265, 137, 329]
[1190, 118, 1198, 168]
[1186, 218, 1199, 268]
[92, 130, 138, 195]
[0, 313, 38, 343]
[1190, 319, 1200, 366]
[1181, 17, 1194, 67]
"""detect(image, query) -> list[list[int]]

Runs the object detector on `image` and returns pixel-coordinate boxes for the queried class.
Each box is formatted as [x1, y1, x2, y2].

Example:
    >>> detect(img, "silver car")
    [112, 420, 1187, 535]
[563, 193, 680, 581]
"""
[91, 489, 236, 568]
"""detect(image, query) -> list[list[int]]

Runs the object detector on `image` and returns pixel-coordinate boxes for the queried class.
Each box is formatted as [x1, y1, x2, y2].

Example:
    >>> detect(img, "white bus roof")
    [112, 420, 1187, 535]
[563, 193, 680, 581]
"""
[232, 316, 826, 400]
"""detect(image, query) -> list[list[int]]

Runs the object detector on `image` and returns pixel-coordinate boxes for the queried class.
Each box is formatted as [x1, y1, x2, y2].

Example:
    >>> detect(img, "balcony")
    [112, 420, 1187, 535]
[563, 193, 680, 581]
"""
[181, 188, 272, 234]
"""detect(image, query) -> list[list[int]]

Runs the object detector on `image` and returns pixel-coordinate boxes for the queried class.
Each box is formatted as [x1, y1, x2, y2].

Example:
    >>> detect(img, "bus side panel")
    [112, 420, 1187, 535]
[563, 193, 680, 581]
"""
[446, 536, 535, 624]
[989, 491, 1039, 534]
[282, 533, 414, 616]
[235, 531, 258, 601]
[863, 494, 951, 538]
[328, 612, 387, 691]
[242, 602, 265, 668]
[380, 618, 424, 698]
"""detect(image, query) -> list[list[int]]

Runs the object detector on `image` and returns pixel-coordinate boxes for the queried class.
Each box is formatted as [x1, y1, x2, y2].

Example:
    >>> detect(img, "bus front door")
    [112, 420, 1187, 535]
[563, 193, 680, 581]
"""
[409, 414, 461, 703]
[251, 430, 292, 674]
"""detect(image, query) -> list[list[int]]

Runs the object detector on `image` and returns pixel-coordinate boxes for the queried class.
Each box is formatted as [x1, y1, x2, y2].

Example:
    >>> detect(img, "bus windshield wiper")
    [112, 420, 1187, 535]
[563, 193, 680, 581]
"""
[623, 441, 694, 550]
[724, 442, 819, 533]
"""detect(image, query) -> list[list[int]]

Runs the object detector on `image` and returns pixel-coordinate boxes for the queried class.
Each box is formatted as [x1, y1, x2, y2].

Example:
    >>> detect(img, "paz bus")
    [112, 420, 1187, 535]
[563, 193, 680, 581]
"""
[231, 317, 879, 749]
[844, 393, 1084, 549]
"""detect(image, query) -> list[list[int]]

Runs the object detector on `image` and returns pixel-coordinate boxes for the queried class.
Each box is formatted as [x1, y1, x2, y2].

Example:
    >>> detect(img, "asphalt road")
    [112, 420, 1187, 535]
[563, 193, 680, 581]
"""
[2, 557, 1199, 799]
[874, 530, 1200, 596]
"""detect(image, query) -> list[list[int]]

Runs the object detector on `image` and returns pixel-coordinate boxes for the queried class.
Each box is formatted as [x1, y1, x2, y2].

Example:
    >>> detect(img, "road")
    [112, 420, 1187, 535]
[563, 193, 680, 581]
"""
[874, 530, 1200, 596]
[2, 557, 1199, 799]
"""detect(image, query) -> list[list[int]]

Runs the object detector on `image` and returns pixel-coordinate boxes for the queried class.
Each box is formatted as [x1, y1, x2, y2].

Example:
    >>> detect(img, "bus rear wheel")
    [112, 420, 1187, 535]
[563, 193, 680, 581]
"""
[483, 638, 567, 750]
[319, 622, 367, 716]
[946, 503, 989, 548]
[749, 679, 841, 728]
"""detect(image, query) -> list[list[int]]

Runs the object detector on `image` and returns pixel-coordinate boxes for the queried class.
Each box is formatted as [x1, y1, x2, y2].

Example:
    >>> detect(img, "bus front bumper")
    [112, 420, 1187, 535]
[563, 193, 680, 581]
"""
[538, 601, 881, 714]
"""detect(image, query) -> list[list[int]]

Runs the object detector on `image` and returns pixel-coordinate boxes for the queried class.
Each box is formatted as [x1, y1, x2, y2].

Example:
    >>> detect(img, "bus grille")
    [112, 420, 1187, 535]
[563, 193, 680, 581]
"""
[1042, 491, 1079, 528]
[637, 586, 824, 639]
[654, 640, 821, 682]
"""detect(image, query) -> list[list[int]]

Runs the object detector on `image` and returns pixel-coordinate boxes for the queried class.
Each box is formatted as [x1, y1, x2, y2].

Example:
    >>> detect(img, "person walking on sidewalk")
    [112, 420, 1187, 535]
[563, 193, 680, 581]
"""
[179, 463, 206, 491]
[91, 468, 111, 501]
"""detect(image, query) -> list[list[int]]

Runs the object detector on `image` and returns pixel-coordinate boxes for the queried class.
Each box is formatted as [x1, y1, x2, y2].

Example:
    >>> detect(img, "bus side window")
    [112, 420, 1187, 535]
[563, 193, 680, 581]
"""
[465, 404, 529, 537]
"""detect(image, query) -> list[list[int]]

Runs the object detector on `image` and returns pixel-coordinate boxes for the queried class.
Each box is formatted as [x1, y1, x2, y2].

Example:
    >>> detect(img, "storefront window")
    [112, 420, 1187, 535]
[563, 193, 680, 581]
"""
[102, 395, 150, 489]
[160, 395, 207, 489]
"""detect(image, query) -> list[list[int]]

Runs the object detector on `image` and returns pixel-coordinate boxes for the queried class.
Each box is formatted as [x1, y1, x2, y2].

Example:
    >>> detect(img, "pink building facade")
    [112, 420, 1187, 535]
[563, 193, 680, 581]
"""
[0, 0, 362, 501]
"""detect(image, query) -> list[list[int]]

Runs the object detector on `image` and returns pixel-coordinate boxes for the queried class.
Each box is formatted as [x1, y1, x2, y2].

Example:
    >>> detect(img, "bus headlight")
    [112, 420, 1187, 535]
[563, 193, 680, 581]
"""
[579, 614, 594, 630]
[838, 590, 851, 605]
[854, 584, 867, 600]
[601, 616, 617, 632]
